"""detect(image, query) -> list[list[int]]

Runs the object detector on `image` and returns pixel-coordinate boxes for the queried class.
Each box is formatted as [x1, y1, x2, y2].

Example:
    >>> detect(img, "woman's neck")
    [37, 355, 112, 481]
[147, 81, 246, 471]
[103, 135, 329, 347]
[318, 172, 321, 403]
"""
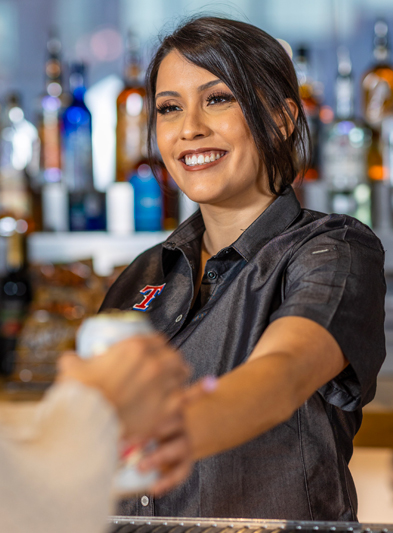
[200, 195, 276, 256]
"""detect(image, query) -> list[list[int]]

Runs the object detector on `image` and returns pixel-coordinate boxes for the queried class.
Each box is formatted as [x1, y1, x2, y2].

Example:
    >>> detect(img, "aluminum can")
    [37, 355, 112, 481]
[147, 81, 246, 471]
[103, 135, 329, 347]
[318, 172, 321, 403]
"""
[76, 311, 153, 359]
[76, 310, 158, 497]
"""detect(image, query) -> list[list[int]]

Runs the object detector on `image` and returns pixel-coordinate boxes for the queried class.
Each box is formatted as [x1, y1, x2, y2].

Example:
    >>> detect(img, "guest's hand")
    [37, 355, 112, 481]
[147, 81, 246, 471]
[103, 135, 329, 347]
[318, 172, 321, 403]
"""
[57, 334, 189, 440]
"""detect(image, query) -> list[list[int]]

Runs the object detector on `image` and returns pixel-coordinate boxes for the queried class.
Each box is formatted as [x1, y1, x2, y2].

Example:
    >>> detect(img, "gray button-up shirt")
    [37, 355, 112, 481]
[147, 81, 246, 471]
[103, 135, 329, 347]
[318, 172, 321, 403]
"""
[101, 187, 386, 521]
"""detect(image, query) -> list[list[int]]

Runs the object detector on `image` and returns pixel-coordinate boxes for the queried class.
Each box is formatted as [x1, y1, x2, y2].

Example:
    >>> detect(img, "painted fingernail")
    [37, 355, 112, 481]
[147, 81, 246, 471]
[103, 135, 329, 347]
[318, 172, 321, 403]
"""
[202, 375, 218, 392]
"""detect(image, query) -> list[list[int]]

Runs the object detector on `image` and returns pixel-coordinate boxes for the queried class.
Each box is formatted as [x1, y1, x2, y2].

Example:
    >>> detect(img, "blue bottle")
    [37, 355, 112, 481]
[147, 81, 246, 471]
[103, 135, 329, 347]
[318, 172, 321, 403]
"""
[63, 63, 93, 192]
[130, 163, 162, 231]
[63, 63, 106, 231]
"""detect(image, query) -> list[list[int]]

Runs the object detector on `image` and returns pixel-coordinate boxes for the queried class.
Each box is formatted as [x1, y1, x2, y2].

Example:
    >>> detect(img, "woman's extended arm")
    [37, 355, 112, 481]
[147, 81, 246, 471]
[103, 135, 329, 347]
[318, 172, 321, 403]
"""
[142, 316, 348, 475]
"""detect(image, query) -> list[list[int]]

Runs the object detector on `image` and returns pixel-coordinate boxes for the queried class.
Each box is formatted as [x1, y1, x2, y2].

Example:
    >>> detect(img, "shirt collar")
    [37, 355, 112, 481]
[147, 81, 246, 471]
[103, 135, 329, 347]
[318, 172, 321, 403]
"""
[163, 208, 205, 251]
[162, 186, 301, 262]
[232, 186, 301, 261]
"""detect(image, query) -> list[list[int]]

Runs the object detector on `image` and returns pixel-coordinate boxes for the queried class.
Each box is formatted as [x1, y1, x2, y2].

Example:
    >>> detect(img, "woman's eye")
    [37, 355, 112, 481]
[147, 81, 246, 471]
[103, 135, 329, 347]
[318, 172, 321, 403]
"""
[156, 104, 182, 115]
[206, 92, 235, 106]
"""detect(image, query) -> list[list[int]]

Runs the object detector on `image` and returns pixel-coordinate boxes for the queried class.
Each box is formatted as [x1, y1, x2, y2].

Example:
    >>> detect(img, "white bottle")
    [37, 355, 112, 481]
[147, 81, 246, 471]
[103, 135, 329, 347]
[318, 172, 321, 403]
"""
[106, 181, 134, 234]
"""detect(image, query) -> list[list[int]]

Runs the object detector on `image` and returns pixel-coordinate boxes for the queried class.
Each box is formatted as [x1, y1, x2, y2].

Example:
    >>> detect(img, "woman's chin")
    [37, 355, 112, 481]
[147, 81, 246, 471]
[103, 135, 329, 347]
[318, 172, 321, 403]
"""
[181, 190, 224, 206]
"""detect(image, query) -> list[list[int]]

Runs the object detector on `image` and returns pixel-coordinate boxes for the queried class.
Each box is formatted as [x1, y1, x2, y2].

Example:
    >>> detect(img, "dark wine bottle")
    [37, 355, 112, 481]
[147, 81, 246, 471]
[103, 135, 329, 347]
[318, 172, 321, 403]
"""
[0, 229, 31, 376]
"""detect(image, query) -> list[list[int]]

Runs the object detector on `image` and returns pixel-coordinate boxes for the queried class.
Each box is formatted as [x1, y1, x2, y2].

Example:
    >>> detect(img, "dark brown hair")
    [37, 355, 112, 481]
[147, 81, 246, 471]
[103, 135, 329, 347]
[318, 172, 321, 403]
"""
[146, 16, 310, 195]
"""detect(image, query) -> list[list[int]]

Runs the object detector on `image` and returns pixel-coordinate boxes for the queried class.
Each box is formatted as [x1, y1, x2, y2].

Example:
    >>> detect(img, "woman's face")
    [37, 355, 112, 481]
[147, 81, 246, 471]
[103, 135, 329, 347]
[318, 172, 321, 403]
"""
[155, 50, 271, 208]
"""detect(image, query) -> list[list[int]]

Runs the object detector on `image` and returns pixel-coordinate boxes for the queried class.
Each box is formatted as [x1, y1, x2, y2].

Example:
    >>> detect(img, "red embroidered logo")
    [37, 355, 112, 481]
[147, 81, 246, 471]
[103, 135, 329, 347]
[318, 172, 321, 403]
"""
[133, 284, 166, 312]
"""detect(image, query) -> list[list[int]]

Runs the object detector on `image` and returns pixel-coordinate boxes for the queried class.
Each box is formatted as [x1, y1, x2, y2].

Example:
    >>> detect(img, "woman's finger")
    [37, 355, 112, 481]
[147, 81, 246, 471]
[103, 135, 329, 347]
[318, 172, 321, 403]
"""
[150, 459, 193, 496]
[150, 413, 184, 444]
[139, 432, 189, 472]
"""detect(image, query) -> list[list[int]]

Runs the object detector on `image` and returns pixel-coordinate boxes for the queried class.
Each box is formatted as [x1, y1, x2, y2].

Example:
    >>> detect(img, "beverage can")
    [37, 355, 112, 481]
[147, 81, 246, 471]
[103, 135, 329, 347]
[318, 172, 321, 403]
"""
[76, 311, 153, 359]
[76, 310, 158, 497]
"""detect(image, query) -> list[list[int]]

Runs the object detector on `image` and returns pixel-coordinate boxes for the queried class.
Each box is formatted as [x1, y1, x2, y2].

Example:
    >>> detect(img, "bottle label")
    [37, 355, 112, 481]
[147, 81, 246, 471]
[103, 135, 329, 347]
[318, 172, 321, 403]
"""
[0, 173, 32, 219]
[64, 125, 93, 191]
[323, 125, 368, 190]
[40, 100, 62, 178]
[363, 72, 393, 127]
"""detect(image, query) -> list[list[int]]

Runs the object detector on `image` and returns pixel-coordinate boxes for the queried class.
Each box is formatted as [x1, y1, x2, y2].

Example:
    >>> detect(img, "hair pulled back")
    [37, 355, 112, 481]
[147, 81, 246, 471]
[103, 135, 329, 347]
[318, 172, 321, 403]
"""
[146, 16, 310, 195]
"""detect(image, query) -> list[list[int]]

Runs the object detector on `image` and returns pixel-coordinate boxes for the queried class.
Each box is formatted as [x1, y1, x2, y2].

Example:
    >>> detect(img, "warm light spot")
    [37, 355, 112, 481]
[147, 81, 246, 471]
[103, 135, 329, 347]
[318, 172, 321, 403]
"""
[16, 219, 28, 234]
[0, 216, 17, 236]
[277, 39, 293, 59]
[320, 105, 334, 124]
[19, 369, 33, 382]
[368, 165, 386, 181]
[9, 107, 24, 123]
[47, 82, 62, 97]
[304, 168, 319, 181]
[126, 93, 143, 116]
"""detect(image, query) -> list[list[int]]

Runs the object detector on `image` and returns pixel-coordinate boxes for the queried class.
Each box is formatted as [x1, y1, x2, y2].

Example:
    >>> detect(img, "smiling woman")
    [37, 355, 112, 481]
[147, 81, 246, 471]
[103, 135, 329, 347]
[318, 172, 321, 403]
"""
[147, 17, 309, 198]
[101, 16, 386, 522]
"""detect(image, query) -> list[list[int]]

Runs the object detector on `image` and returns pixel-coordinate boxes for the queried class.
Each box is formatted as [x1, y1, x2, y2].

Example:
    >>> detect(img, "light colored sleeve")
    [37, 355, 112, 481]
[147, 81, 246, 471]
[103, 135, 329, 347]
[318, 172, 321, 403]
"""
[0, 381, 119, 533]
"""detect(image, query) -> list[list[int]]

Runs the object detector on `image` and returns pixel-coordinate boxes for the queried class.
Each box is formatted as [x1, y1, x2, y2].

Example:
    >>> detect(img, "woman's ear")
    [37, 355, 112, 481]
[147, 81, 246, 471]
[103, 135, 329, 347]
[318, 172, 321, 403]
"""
[277, 98, 299, 139]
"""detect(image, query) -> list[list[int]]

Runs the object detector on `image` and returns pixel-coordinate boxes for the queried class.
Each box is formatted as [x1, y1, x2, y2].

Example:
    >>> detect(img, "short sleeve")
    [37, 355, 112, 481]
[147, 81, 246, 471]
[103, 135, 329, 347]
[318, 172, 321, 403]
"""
[269, 224, 386, 411]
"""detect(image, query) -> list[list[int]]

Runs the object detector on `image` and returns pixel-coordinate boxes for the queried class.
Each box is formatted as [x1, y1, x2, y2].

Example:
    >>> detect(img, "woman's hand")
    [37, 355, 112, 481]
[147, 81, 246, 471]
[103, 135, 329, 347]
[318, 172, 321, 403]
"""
[57, 334, 189, 441]
[138, 376, 218, 496]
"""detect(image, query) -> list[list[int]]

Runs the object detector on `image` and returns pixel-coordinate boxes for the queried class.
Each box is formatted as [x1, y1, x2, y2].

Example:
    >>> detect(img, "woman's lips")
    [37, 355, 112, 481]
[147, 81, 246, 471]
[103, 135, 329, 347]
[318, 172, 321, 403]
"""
[179, 151, 228, 171]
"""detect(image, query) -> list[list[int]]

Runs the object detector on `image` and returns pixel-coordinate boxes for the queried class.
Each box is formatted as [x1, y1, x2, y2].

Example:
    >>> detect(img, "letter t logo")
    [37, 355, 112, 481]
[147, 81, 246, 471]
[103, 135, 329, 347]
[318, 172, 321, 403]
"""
[133, 284, 166, 312]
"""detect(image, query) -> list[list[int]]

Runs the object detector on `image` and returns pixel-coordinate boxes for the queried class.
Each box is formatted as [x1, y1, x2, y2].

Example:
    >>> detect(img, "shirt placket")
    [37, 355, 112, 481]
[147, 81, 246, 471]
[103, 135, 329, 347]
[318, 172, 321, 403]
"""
[137, 493, 154, 516]
[162, 242, 200, 338]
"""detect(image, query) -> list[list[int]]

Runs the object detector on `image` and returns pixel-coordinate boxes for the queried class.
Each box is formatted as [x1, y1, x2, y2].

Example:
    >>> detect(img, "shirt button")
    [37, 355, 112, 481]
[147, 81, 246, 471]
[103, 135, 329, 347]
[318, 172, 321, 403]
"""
[207, 270, 218, 280]
[141, 495, 149, 506]
[175, 314, 183, 323]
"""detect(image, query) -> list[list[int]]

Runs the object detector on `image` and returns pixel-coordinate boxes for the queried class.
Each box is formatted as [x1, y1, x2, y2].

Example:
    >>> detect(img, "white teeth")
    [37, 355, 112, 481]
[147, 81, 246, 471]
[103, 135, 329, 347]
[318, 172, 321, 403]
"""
[184, 151, 225, 166]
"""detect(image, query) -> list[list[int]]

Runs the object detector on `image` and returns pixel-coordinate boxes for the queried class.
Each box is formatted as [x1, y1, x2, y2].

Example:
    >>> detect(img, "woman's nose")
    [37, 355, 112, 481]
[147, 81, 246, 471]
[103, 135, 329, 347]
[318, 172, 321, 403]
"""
[180, 109, 211, 140]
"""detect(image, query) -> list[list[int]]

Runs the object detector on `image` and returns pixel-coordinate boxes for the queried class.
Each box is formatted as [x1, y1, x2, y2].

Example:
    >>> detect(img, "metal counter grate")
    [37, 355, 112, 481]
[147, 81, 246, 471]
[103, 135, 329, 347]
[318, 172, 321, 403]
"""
[108, 517, 393, 533]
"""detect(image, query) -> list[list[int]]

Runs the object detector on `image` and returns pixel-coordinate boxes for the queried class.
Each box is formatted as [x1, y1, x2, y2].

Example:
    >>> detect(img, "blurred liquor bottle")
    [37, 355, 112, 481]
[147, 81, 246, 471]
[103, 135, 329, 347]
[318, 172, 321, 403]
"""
[294, 45, 322, 183]
[63, 63, 106, 231]
[0, 224, 31, 376]
[159, 164, 179, 231]
[322, 47, 372, 226]
[116, 32, 147, 182]
[361, 19, 393, 229]
[378, 116, 393, 230]
[38, 31, 68, 231]
[0, 93, 41, 232]
[130, 162, 162, 231]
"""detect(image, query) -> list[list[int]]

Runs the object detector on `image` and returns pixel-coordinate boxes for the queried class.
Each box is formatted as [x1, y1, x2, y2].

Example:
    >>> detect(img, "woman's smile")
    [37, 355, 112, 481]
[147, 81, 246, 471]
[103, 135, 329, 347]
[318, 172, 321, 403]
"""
[178, 149, 228, 171]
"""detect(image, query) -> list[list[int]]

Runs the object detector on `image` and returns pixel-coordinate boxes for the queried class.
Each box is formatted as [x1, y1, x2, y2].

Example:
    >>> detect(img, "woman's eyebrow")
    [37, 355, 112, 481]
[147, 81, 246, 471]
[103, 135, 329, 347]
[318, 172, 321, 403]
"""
[155, 79, 222, 99]
[197, 79, 222, 92]
[155, 90, 180, 99]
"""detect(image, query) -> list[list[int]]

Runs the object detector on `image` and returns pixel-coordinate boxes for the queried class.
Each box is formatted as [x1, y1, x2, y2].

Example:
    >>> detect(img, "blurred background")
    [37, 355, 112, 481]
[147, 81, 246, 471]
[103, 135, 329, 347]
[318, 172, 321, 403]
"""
[2, 0, 393, 523]
[6, 0, 393, 122]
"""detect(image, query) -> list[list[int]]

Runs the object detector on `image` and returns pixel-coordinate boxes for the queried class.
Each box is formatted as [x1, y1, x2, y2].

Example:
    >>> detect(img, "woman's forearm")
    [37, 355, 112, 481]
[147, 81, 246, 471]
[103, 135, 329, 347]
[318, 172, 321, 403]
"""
[140, 318, 346, 480]
[185, 317, 347, 461]
[185, 352, 301, 461]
